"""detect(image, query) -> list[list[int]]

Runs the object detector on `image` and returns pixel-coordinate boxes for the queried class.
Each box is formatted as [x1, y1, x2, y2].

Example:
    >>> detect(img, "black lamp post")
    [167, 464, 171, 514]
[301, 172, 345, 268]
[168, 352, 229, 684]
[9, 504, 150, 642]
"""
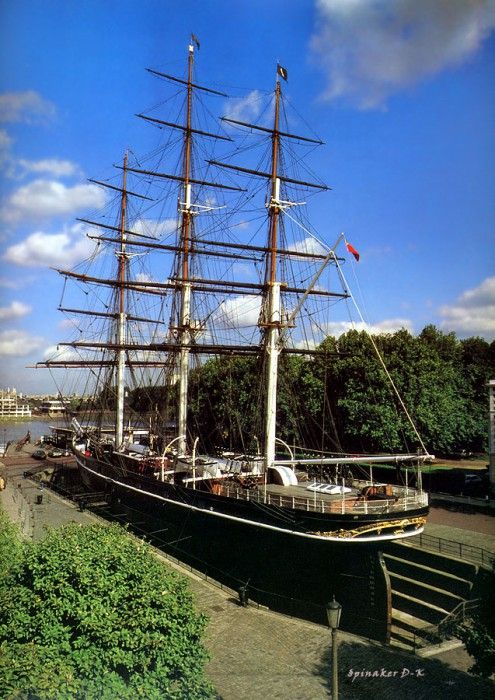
[326, 596, 342, 699]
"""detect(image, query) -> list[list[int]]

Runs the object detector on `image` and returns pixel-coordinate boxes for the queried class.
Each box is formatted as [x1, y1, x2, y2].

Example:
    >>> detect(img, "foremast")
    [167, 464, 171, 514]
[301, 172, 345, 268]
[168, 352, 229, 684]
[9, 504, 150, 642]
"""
[115, 153, 129, 448]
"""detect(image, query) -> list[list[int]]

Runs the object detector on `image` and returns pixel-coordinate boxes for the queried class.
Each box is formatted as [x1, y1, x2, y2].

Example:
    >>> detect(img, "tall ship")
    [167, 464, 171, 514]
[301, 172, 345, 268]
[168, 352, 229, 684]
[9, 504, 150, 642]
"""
[37, 39, 431, 641]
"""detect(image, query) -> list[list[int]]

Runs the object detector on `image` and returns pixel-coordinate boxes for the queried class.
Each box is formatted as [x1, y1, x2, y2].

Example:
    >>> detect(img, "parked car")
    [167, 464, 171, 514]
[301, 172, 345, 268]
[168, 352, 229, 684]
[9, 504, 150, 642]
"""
[48, 449, 64, 458]
[462, 473, 483, 493]
[32, 449, 47, 460]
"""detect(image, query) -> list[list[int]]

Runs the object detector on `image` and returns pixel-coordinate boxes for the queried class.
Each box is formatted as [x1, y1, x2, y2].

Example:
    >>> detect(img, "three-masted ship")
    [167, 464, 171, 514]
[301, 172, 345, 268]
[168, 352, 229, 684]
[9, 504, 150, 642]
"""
[37, 39, 431, 641]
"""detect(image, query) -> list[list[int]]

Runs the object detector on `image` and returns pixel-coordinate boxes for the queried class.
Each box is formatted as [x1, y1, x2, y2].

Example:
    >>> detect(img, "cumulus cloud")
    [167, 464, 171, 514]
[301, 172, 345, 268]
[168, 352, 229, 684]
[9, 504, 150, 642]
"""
[0, 179, 106, 224]
[17, 158, 81, 178]
[0, 300, 31, 320]
[212, 295, 261, 328]
[0, 329, 44, 356]
[0, 128, 14, 176]
[2, 222, 94, 268]
[0, 90, 56, 124]
[311, 0, 495, 108]
[439, 276, 495, 339]
[0, 129, 12, 159]
[224, 90, 264, 122]
[0, 275, 35, 289]
[135, 272, 155, 283]
[323, 318, 414, 337]
[291, 235, 328, 257]
[130, 217, 177, 239]
[42, 344, 80, 362]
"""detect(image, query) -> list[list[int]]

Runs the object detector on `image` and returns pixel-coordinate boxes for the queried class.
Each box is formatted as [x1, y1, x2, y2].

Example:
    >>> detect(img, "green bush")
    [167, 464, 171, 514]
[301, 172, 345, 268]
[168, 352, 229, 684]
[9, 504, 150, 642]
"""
[0, 507, 24, 584]
[0, 522, 215, 699]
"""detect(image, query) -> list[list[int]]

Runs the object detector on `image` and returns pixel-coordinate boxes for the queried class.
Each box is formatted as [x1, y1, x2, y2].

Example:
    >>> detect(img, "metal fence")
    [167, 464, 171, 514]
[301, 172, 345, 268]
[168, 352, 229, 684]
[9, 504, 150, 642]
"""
[407, 532, 494, 568]
[413, 598, 480, 651]
[219, 482, 428, 516]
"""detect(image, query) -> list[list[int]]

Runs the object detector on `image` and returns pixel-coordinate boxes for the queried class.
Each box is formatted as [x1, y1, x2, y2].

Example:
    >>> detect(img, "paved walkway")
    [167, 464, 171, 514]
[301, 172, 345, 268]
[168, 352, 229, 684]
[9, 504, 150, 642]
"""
[1, 454, 494, 699]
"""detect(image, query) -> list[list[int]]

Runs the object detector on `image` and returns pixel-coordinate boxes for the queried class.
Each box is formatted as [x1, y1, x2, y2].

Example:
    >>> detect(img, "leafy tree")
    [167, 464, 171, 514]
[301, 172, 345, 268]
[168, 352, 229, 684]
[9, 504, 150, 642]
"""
[0, 523, 214, 699]
[188, 356, 262, 453]
[460, 336, 495, 452]
[121, 325, 495, 458]
[0, 507, 24, 586]
[457, 565, 495, 677]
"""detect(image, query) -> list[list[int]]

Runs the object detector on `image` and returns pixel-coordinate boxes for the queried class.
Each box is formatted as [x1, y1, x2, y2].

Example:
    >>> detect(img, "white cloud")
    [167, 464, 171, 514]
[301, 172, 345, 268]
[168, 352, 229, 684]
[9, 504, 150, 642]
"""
[0, 329, 44, 356]
[311, 0, 495, 108]
[0, 90, 56, 124]
[17, 158, 81, 178]
[323, 318, 414, 337]
[135, 272, 155, 283]
[1, 179, 105, 224]
[291, 236, 328, 257]
[439, 276, 495, 339]
[3, 223, 93, 268]
[0, 128, 12, 158]
[224, 90, 263, 122]
[0, 128, 14, 176]
[0, 300, 31, 320]
[130, 217, 177, 239]
[212, 295, 261, 328]
[42, 344, 80, 362]
[0, 275, 35, 289]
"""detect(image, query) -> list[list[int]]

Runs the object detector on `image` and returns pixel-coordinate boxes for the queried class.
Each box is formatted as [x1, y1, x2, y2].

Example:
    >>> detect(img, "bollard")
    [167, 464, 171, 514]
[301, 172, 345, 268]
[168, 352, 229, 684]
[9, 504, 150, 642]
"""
[238, 585, 249, 607]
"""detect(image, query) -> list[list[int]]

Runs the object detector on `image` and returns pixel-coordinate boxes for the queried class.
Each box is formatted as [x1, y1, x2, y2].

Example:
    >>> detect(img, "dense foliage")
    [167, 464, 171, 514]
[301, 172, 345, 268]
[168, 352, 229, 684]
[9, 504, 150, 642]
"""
[0, 522, 214, 699]
[0, 508, 24, 585]
[184, 326, 494, 456]
[457, 565, 495, 677]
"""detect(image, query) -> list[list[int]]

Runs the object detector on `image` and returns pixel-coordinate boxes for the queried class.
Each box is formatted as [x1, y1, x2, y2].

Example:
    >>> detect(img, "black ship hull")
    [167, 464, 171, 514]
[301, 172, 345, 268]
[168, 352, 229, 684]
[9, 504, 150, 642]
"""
[77, 452, 428, 642]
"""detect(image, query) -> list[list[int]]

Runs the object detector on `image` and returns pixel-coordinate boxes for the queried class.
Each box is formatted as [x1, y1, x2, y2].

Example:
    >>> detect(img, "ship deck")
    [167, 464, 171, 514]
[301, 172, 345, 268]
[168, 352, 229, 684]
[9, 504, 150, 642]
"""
[216, 480, 428, 516]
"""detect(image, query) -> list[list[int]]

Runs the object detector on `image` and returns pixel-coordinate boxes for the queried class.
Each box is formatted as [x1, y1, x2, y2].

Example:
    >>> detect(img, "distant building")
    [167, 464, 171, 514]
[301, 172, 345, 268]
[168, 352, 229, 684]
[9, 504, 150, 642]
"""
[0, 387, 32, 417]
[40, 399, 66, 414]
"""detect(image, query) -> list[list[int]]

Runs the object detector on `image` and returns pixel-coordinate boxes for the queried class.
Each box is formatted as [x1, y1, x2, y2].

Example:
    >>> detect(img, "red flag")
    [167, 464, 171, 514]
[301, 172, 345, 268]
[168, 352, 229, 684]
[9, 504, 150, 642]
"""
[346, 242, 360, 261]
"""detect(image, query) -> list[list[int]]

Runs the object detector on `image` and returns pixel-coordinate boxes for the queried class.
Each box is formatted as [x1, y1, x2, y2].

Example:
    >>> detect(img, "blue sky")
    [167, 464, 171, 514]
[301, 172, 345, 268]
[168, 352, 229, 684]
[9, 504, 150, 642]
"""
[0, 0, 494, 394]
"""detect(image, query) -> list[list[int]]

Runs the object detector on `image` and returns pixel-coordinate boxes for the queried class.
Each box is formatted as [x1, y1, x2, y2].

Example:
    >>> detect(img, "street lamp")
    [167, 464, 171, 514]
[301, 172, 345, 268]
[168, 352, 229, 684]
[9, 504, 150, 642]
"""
[326, 596, 342, 700]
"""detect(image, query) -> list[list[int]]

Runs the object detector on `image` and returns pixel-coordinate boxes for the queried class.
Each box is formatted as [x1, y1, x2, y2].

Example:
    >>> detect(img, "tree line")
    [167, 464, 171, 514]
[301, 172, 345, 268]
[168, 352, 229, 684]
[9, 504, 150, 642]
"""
[127, 325, 494, 458]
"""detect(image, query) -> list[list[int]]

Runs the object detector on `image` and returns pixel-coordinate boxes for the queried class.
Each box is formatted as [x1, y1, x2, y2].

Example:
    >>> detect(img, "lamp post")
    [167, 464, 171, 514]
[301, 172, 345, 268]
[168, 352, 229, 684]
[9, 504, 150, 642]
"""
[326, 596, 342, 700]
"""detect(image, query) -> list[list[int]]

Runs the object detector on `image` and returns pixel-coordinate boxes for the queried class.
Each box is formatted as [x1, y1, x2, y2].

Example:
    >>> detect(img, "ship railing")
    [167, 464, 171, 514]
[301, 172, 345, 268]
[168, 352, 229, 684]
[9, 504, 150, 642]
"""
[218, 484, 427, 515]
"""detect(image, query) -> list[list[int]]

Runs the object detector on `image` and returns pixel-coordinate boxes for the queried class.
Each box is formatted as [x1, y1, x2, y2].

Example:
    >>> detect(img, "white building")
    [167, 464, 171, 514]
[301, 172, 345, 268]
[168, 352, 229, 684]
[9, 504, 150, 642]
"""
[0, 387, 32, 417]
[40, 399, 66, 414]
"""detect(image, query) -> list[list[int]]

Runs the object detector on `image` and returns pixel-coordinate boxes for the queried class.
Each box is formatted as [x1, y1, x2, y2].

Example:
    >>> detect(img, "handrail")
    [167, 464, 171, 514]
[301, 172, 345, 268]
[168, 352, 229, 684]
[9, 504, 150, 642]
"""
[413, 598, 480, 651]
[218, 483, 427, 516]
[405, 532, 495, 568]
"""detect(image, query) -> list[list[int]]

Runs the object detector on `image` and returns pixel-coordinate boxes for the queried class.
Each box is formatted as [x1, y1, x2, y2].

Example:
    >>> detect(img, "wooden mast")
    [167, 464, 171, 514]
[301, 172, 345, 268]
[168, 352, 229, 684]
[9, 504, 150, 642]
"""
[177, 41, 195, 455]
[264, 76, 283, 471]
[115, 152, 128, 448]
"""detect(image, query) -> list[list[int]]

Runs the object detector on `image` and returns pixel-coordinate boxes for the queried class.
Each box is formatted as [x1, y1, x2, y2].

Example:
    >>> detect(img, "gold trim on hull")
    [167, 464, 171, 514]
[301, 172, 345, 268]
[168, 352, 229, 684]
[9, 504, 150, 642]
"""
[312, 516, 427, 540]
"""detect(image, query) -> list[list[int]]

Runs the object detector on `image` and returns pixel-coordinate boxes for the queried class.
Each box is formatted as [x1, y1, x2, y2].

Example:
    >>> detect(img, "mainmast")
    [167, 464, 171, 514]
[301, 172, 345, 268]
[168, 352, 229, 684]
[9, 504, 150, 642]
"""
[264, 78, 283, 471]
[115, 152, 128, 448]
[177, 41, 195, 455]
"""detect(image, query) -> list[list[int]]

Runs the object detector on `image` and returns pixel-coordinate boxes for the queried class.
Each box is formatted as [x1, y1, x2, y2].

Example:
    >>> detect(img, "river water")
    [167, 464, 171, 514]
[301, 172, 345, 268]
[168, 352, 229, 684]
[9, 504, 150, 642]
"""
[0, 417, 68, 444]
